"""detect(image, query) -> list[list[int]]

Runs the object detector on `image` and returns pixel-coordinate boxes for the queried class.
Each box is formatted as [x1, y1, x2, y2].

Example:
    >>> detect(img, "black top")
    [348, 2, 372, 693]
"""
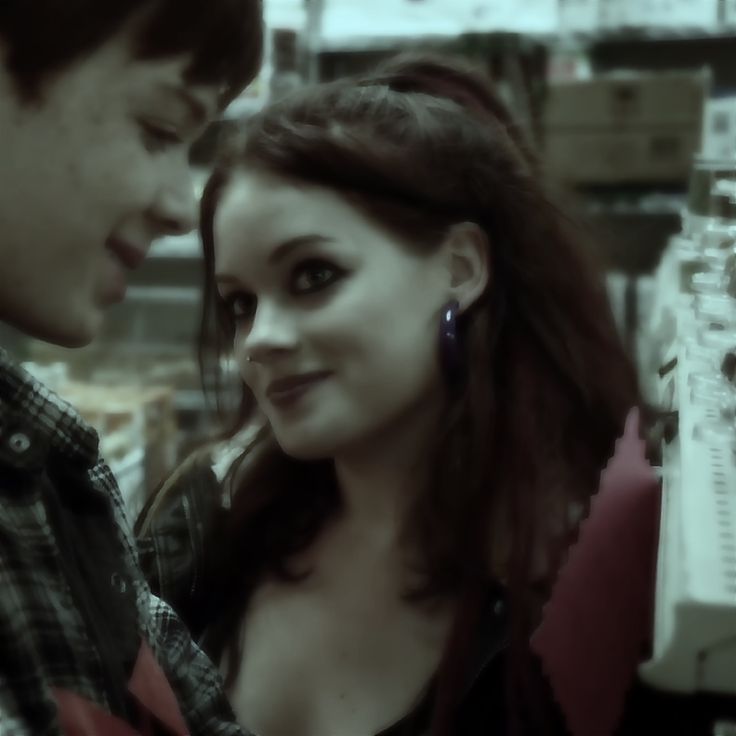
[136, 454, 736, 736]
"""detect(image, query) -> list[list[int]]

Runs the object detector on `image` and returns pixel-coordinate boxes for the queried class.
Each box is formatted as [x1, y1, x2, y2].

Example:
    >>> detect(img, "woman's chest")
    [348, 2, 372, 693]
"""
[226, 579, 452, 736]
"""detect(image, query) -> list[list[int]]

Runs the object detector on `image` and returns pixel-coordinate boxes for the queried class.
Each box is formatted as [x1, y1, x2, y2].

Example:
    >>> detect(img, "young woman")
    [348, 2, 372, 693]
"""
[137, 54, 644, 735]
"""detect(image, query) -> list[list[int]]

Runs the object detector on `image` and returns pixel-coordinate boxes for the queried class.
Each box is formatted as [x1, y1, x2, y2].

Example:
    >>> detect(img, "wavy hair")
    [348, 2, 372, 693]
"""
[195, 53, 640, 734]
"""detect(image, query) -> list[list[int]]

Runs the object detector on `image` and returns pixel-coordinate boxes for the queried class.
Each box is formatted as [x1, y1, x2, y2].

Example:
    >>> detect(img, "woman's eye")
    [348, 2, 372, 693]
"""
[292, 261, 343, 294]
[139, 121, 183, 153]
[222, 293, 256, 322]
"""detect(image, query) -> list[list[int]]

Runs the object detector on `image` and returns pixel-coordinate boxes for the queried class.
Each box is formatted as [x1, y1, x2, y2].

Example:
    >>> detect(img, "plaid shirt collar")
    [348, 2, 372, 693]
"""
[0, 348, 99, 470]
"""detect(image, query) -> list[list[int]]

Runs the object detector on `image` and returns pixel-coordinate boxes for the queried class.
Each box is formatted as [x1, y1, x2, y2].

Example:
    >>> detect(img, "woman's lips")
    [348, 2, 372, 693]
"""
[266, 371, 331, 409]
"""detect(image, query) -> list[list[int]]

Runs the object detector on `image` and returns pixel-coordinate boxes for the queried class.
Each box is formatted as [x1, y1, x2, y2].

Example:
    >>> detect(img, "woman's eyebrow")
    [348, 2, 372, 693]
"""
[215, 235, 337, 285]
[268, 235, 336, 265]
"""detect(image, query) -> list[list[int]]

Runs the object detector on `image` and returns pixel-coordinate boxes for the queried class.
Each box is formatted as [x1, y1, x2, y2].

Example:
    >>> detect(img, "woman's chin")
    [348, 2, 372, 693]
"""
[275, 435, 337, 461]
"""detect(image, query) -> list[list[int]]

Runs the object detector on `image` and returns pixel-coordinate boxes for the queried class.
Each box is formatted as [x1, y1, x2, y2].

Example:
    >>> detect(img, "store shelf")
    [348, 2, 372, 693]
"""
[639, 304, 736, 695]
[175, 390, 210, 412]
[315, 32, 466, 53]
[556, 28, 736, 46]
[315, 27, 736, 54]
[126, 286, 200, 304]
[149, 234, 201, 260]
[584, 193, 687, 217]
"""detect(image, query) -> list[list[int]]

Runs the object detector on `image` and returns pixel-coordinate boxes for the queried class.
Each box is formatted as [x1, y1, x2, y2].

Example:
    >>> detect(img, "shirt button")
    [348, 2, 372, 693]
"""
[8, 432, 31, 455]
[110, 572, 128, 595]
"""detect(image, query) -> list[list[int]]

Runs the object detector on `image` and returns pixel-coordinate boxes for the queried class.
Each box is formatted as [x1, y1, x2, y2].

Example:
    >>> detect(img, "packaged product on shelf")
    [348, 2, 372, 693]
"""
[636, 158, 736, 700]
[544, 70, 709, 184]
[702, 96, 736, 161]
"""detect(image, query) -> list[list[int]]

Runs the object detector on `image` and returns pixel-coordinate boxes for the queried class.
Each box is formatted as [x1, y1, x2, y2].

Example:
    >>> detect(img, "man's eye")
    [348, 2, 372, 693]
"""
[139, 121, 183, 153]
[292, 261, 343, 294]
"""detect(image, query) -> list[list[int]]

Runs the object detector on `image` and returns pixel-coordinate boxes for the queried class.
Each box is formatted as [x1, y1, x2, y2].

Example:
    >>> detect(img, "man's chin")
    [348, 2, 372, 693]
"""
[50, 330, 97, 349]
[17, 307, 102, 349]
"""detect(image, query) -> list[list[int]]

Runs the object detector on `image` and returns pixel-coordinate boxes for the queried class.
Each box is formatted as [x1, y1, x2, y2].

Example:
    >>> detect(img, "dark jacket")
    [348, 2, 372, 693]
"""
[0, 350, 245, 735]
[136, 451, 736, 736]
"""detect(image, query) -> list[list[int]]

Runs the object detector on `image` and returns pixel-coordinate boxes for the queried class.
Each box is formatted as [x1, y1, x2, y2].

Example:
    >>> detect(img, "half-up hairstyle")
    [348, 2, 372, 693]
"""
[194, 52, 640, 734]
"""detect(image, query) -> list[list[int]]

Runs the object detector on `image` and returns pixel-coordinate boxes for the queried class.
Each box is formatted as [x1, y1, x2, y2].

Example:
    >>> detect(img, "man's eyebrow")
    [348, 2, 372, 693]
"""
[155, 83, 210, 127]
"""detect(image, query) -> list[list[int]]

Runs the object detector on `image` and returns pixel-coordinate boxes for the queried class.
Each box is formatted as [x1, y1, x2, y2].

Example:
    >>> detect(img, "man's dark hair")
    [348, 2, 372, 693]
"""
[0, 0, 264, 106]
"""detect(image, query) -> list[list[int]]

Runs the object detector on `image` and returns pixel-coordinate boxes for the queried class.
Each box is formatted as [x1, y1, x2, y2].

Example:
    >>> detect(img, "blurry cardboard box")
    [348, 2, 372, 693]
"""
[544, 71, 708, 184]
[545, 127, 701, 183]
[702, 97, 736, 160]
[545, 71, 707, 128]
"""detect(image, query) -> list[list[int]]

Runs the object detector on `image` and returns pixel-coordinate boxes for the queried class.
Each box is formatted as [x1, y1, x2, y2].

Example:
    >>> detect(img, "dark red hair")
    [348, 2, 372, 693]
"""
[195, 53, 641, 733]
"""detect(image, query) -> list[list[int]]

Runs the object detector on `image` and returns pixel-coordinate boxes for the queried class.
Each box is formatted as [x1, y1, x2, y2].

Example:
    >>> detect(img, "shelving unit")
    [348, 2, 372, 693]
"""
[584, 30, 736, 88]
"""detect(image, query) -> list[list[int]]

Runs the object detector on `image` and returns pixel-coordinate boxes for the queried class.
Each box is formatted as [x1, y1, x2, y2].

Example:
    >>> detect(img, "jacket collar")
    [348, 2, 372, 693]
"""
[0, 348, 99, 472]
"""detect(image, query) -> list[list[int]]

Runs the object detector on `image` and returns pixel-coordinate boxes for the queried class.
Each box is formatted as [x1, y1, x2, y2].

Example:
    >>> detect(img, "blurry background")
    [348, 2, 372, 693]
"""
[3, 0, 736, 519]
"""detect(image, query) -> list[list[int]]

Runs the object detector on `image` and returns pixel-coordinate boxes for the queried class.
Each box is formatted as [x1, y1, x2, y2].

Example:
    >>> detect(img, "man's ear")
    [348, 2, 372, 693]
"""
[443, 222, 491, 312]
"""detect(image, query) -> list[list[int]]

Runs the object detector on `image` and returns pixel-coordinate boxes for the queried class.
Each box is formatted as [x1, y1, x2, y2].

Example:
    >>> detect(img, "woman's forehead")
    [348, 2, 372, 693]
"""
[218, 171, 371, 238]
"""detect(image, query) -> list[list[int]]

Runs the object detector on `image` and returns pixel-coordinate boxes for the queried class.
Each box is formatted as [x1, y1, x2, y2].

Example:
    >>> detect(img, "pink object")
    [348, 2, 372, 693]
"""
[53, 641, 190, 735]
[530, 408, 662, 736]
[53, 688, 141, 736]
[128, 641, 190, 735]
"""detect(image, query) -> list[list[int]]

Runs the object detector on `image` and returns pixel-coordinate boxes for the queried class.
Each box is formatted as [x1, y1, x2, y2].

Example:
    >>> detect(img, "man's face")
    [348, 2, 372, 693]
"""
[0, 29, 220, 347]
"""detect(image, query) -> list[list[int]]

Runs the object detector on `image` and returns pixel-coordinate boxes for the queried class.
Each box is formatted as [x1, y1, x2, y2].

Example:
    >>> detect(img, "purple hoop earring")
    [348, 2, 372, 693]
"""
[439, 300, 464, 385]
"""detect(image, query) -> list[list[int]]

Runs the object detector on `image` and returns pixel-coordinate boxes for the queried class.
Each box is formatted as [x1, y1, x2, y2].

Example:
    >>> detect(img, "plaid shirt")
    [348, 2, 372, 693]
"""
[0, 349, 249, 736]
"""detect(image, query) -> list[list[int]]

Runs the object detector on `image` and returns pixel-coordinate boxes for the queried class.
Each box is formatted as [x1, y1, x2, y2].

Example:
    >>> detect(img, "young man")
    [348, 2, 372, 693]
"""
[0, 2, 263, 733]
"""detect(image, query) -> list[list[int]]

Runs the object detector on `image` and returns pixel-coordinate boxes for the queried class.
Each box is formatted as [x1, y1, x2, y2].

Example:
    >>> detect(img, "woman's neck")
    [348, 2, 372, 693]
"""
[331, 398, 443, 544]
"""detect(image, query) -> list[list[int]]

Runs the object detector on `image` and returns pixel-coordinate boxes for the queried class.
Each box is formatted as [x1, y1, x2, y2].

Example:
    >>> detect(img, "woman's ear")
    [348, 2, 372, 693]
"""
[443, 222, 491, 312]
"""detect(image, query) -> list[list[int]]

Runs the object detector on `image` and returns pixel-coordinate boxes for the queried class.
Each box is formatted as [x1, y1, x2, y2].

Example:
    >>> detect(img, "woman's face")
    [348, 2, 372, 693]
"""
[214, 169, 450, 459]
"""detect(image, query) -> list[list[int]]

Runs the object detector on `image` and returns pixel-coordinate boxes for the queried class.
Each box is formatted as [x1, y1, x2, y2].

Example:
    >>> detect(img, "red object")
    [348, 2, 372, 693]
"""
[531, 408, 662, 736]
[54, 642, 189, 735]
